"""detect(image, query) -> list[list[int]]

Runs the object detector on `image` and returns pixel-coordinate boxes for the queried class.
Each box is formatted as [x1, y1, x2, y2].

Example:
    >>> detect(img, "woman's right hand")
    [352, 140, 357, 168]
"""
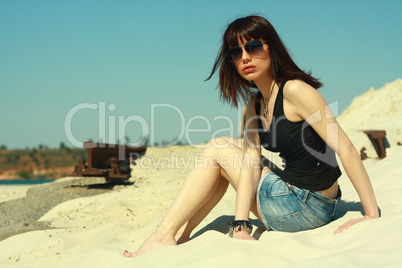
[334, 215, 378, 234]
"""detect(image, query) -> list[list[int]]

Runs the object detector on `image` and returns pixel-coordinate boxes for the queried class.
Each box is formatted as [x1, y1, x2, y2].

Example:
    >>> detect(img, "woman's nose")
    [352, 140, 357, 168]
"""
[241, 47, 252, 61]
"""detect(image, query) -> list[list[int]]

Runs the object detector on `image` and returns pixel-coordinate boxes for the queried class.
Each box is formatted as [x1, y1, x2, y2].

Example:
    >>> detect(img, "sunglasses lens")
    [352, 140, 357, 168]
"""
[228, 47, 242, 62]
[228, 40, 265, 63]
[245, 40, 264, 55]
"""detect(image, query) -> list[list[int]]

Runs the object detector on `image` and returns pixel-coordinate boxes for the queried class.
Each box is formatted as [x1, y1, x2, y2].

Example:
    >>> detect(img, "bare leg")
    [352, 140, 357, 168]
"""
[123, 137, 264, 257]
[176, 138, 265, 243]
[175, 173, 229, 244]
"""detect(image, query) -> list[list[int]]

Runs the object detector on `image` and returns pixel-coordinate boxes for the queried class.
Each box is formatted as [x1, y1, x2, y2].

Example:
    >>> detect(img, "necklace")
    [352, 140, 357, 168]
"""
[263, 82, 275, 118]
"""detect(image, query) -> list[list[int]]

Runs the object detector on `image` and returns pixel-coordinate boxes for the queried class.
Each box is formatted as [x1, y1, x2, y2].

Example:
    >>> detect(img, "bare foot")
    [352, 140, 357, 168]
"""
[232, 229, 256, 241]
[123, 231, 177, 258]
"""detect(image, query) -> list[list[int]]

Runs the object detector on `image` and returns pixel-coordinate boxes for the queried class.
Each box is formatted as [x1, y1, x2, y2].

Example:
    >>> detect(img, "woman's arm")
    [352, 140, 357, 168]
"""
[234, 98, 262, 226]
[285, 80, 379, 233]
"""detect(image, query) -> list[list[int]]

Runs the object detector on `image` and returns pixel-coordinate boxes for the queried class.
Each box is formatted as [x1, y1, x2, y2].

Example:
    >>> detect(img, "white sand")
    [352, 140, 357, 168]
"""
[0, 185, 31, 203]
[0, 79, 401, 267]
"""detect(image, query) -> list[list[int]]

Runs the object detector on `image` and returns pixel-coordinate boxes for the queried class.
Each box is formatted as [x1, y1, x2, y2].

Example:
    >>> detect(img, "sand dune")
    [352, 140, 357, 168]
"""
[0, 79, 401, 267]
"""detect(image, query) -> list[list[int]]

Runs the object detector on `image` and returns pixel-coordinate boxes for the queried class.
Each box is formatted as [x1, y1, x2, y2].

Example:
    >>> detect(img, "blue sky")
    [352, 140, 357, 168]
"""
[1, 0, 401, 149]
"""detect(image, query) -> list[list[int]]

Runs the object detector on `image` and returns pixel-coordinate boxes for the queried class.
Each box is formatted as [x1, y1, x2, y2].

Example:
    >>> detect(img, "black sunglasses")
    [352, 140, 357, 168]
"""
[227, 40, 267, 63]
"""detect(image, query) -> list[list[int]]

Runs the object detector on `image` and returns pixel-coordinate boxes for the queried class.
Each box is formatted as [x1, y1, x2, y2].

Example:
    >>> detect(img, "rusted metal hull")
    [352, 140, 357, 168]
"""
[72, 142, 146, 179]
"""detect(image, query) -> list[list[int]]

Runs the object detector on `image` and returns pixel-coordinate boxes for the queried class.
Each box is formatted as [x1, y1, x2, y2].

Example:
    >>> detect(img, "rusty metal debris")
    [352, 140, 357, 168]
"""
[72, 142, 146, 179]
[363, 130, 387, 159]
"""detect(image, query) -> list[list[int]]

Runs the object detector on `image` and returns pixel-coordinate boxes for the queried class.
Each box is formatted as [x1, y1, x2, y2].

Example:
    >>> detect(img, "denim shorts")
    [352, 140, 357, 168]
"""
[256, 171, 341, 232]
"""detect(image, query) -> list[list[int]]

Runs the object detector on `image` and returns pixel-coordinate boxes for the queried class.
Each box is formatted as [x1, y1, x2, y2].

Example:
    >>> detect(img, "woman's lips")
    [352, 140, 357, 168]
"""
[243, 65, 256, 73]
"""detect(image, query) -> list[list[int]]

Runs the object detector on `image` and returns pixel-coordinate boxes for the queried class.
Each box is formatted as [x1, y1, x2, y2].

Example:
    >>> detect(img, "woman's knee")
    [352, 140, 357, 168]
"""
[204, 137, 238, 155]
[201, 137, 245, 169]
[208, 136, 241, 148]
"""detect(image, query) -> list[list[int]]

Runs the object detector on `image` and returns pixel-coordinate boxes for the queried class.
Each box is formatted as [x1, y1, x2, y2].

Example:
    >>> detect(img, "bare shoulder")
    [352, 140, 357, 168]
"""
[283, 80, 328, 120]
[283, 80, 318, 99]
[283, 80, 323, 103]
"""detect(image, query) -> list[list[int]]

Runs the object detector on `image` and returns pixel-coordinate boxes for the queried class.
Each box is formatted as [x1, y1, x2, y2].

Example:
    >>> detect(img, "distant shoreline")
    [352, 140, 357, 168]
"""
[0, 179, 55, 185]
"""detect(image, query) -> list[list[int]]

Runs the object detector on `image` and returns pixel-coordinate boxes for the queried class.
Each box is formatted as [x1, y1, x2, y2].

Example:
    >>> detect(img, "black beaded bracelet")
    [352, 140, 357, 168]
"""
[228, 220, 253, 237]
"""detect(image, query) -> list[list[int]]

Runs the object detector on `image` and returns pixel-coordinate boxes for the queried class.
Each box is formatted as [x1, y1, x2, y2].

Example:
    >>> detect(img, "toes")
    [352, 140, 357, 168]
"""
[123, 250, 136, 258]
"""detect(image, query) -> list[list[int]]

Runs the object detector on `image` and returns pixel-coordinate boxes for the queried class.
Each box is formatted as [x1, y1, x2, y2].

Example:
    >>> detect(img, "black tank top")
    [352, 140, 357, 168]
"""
[255, 81, 341, 191]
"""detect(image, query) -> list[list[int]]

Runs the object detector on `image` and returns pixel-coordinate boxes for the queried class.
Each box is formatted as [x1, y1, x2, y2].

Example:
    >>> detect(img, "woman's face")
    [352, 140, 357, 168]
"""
[232, 37, 272, 84]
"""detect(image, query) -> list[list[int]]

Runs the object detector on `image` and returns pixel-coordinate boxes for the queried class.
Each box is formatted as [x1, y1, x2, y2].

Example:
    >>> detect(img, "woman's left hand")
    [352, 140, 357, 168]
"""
[334, 215, 377, 234]
[232, 229, 257, 240]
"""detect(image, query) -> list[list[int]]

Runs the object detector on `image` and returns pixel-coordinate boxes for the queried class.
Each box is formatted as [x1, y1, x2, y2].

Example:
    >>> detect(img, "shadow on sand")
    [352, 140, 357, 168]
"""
[189, 200, 380, 240]
[333, 200, 381, 220]
[190, 215, 265, 240]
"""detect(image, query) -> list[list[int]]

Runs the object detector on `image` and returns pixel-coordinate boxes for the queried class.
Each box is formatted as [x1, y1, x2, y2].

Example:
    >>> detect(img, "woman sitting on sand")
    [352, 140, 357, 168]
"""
[124, 15, 379, 257]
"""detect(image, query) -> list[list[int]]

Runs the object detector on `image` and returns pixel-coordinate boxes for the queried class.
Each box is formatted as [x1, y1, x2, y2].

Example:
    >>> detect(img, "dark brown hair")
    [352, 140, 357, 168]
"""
[206, 15, 323, 108]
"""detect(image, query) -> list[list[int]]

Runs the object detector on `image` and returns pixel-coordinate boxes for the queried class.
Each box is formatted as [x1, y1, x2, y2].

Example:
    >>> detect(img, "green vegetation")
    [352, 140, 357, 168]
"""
[18, 169, 32, 179]
[0, 147, 87, 180]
